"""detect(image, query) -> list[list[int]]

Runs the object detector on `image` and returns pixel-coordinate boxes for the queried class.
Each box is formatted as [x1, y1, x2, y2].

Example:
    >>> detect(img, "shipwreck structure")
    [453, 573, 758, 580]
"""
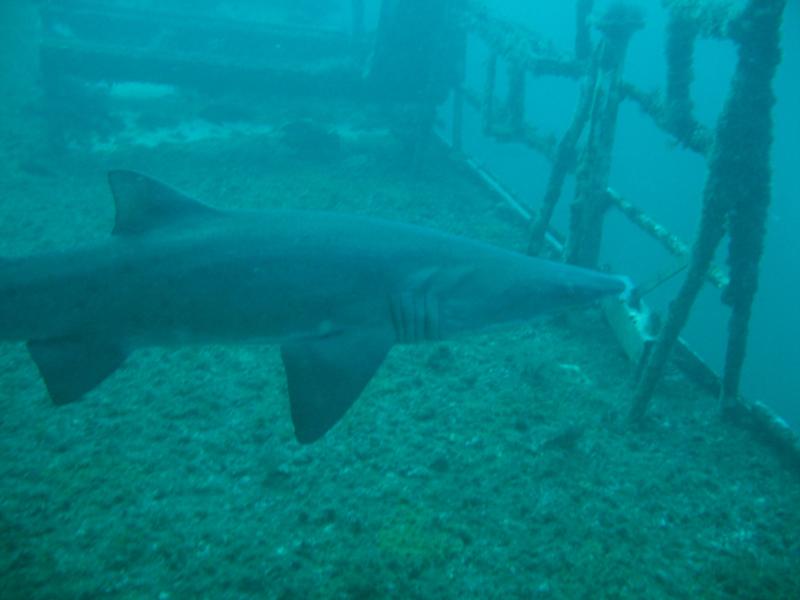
[36, 0, 796, 462]
[445, 0, 793, 458]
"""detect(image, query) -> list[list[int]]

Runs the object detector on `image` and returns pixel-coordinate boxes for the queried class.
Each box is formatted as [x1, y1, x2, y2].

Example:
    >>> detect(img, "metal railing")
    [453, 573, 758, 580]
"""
[446, 0, 788, 427]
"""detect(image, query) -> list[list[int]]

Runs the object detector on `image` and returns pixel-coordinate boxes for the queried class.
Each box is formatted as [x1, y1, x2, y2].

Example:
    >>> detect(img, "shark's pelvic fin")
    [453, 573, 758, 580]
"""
[27, 337, 128, 405]
[107, 170, 221, 236]
[281, 330, 393, 443]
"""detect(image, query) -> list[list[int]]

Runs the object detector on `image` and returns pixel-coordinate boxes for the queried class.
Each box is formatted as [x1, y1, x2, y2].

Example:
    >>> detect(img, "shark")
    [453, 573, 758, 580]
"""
[0, 171, 628, 443]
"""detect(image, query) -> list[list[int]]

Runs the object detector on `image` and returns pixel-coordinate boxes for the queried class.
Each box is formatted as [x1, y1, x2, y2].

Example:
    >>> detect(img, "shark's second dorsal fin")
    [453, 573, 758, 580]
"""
[27, 336, 128, 405]
[108, 170, 221, 235]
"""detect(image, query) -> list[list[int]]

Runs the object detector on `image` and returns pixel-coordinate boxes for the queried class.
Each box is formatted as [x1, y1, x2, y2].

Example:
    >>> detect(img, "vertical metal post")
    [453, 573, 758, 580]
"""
[718, 0, 786, 412]
[451, 16, 467, 152]
[483, 53, 497, 134]
[452, 87, 464, 152]
[575, 0, 594, 60]
[665, 11, 699, 147]
[566, 5, 642, 267]
[527, 0, 595, 256]
[631, 0, 787, 421]
[528, 54, 598, 256]
[507, 61, 526, 136]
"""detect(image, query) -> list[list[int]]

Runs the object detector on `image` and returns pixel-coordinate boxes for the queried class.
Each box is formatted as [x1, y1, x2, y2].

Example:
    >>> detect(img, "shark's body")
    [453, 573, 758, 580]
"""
[0, 171, 626, 442]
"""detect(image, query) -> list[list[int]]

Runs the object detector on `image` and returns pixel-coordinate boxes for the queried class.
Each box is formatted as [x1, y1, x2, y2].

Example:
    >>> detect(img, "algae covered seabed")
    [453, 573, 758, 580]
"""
[1, 134, 799, 599]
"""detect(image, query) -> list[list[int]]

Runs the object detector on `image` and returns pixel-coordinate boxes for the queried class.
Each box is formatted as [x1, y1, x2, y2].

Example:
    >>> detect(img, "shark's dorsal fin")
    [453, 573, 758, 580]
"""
[108, 170, 221, 235]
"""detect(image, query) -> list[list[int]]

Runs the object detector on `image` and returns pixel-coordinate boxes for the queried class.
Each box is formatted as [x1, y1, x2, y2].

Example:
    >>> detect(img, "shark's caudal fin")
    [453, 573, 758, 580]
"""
[281, 330, 393, 443]
[107, 170, 221, 235]
[27, 338, 128, 405]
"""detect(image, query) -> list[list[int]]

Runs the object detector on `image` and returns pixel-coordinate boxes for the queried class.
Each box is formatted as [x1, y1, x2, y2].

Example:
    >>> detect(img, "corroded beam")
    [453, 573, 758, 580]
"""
[631, 0, 788, 421]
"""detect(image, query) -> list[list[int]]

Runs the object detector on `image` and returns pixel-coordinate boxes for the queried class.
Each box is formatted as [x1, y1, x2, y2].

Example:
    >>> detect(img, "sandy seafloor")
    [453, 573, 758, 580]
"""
[1, 126, 799, 600]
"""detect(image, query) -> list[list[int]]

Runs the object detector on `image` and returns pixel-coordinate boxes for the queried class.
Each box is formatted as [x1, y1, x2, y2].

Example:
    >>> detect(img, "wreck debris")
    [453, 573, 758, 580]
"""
[566, 2, 644, 267]
[452, 0, 788, 429]
[631, 0, 787, 420]
[605, 188, 728, 290]
[527, 62, 596, 256]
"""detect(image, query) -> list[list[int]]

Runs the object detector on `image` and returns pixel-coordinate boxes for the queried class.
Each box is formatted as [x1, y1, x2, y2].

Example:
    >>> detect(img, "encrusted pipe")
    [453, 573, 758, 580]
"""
[629, 186, 726, 421]
[507, 60, 526, 136]
[631, 0, 787, 421]
[665, 11, 700, 148]
[483, 52, 497, 134]
[620, 82, 712, 155]
[452, 86, 464, 152]
[566, 3, 644, 267]
[528, 52, 598, 256]
[606, 188, 728, 289]
[451, 21, 467, 152]
[575, 0, 594, 60]
[719, 0, 786, 411]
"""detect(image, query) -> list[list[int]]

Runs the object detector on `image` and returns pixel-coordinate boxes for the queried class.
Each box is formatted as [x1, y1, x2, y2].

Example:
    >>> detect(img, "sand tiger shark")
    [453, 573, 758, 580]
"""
[0, 171, 627, 442]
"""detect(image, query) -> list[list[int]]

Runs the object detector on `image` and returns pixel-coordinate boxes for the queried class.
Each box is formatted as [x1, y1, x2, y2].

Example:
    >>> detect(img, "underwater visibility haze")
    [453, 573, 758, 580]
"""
[0, 0, 798, 598]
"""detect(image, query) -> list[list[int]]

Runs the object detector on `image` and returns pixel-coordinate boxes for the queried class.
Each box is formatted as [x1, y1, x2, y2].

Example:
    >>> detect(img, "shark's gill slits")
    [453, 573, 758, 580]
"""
[390, 290, 441, 344]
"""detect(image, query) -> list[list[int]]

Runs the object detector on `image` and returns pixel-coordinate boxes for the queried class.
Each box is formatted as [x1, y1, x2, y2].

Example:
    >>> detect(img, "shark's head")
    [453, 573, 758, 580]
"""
[437, 256, 628, 338]
[537, 268, 630, 310]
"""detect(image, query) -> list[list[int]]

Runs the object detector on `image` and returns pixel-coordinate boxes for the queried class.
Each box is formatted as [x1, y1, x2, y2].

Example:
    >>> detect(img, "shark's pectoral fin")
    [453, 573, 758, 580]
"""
[27, 337, 128, 405]
[281, 330, 393, 444]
